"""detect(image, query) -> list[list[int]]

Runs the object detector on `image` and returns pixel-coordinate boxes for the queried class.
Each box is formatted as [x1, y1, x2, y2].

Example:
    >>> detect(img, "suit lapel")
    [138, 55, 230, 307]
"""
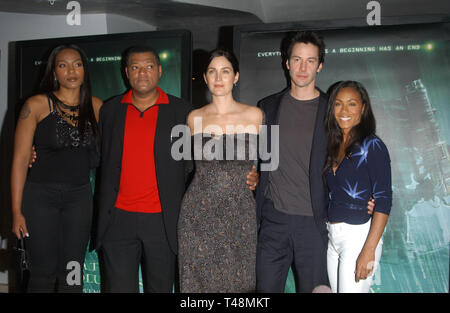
[267, 90, 286, 126]
[309, 92, 327, 167]
[153, 101, 171, 189]
[265, 90, 287, 155]
[115, 102, 128, 150]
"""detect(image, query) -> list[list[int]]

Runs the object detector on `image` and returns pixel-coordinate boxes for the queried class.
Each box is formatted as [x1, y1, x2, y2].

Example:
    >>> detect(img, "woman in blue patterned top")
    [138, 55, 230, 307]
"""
[324, 81, 392, 293]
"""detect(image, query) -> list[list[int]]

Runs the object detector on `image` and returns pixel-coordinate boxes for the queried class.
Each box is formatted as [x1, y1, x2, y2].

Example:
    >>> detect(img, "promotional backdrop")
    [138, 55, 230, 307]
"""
[13, 22, 450, 293]
[236, 22, 450, 293]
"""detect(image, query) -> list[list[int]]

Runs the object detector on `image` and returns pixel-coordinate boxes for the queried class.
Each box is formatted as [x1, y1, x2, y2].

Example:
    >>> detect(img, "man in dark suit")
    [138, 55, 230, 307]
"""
[95, 46, 190, 292]
[255, 31, 330, 293]
[95, 46, 258, 293]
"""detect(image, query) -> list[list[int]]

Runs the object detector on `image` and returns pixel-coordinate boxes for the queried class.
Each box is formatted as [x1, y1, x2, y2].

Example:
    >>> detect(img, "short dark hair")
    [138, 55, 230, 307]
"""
[286, 31, 325, 65]
[204, 48, 239, 74]
[123, 45, 160, 67]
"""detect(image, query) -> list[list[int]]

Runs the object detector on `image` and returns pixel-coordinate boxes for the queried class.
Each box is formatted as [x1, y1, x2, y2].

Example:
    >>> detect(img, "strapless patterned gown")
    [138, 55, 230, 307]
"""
[178, 133, 258, 293]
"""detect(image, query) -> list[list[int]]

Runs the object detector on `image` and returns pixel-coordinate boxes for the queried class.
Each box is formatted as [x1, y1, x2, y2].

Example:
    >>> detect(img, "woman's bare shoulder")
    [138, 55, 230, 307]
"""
[26, 94, 48, 106]
[187, 106, 209, 121]
[92, 96, 103, 111]
[240, 103, 263, 123]
[22, 94, 50, 117]
[92, 96, 103, 107]
[11, 94, 49, 124]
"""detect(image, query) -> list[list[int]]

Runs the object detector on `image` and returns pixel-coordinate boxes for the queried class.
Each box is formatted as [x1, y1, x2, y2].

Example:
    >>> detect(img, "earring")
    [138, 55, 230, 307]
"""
[53, 75, 59, 89]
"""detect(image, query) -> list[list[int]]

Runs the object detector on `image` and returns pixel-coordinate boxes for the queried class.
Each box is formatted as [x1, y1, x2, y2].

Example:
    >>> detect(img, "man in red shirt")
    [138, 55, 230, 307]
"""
[95, 46, 258, 292]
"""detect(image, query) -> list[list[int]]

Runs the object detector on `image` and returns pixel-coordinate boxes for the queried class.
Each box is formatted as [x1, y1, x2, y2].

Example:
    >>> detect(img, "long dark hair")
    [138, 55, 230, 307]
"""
[324, 81, 376, 171]
[39, 44, 97, 139]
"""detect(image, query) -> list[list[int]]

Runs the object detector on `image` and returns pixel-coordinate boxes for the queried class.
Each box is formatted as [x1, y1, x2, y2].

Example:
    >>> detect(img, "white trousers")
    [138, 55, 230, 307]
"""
[326, 219, 382, 293]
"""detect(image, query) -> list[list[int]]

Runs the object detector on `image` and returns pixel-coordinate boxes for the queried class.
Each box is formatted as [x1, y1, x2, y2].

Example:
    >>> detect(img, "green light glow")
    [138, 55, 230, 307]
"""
[160, 51, 169, 61]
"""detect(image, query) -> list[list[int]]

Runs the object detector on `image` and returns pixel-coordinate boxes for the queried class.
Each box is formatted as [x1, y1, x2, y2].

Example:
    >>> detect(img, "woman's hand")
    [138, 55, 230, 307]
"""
[367, 197, 375, 215]
[355, 247, 375, 283]
[28, 145, 37, 168]
[12, 211, 29, 239]
[246, 165, 259, 191]
[355, 212, 389, 283]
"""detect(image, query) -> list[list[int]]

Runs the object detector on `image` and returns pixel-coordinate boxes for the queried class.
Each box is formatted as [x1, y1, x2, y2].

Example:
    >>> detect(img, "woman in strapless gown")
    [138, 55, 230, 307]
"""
[178, 49, 263, 293]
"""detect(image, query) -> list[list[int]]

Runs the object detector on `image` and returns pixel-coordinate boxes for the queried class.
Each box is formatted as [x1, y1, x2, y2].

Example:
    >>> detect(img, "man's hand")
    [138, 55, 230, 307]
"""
[28, 145, 36, 168]
[246, 165, 259, 191]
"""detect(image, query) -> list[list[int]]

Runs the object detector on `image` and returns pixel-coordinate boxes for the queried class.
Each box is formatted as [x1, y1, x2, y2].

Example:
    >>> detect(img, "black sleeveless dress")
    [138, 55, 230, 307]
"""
[27, 92, 98, 184]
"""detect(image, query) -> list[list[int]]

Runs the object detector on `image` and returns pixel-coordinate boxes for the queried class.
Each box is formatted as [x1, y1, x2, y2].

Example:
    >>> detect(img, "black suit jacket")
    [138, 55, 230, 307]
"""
[94, 92, 192, 254]
[256, 88, 329, 245]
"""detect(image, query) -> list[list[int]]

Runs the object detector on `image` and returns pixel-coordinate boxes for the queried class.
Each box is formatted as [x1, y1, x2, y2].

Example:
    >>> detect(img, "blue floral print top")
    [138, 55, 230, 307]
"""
[325, 135, 392, 224]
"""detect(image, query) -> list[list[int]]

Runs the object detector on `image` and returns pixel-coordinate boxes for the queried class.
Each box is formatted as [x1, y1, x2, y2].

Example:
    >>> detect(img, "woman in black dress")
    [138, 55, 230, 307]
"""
[11, 45, 102, 292]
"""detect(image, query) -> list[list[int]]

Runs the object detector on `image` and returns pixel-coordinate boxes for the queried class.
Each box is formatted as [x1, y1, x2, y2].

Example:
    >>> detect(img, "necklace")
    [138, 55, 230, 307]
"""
[57, 107, 79, 124]
[58, 100, 80, 112]
[51, 92, 80, 125]
[52, 93, 80, 110]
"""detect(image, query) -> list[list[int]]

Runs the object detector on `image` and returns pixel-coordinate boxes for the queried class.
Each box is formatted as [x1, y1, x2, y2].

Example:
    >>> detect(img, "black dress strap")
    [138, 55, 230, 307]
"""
[47, 92, 55, 112]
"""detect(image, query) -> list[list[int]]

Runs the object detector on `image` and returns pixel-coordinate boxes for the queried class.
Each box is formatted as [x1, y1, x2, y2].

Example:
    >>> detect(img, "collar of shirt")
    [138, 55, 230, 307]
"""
[120, 86, 169, 106]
